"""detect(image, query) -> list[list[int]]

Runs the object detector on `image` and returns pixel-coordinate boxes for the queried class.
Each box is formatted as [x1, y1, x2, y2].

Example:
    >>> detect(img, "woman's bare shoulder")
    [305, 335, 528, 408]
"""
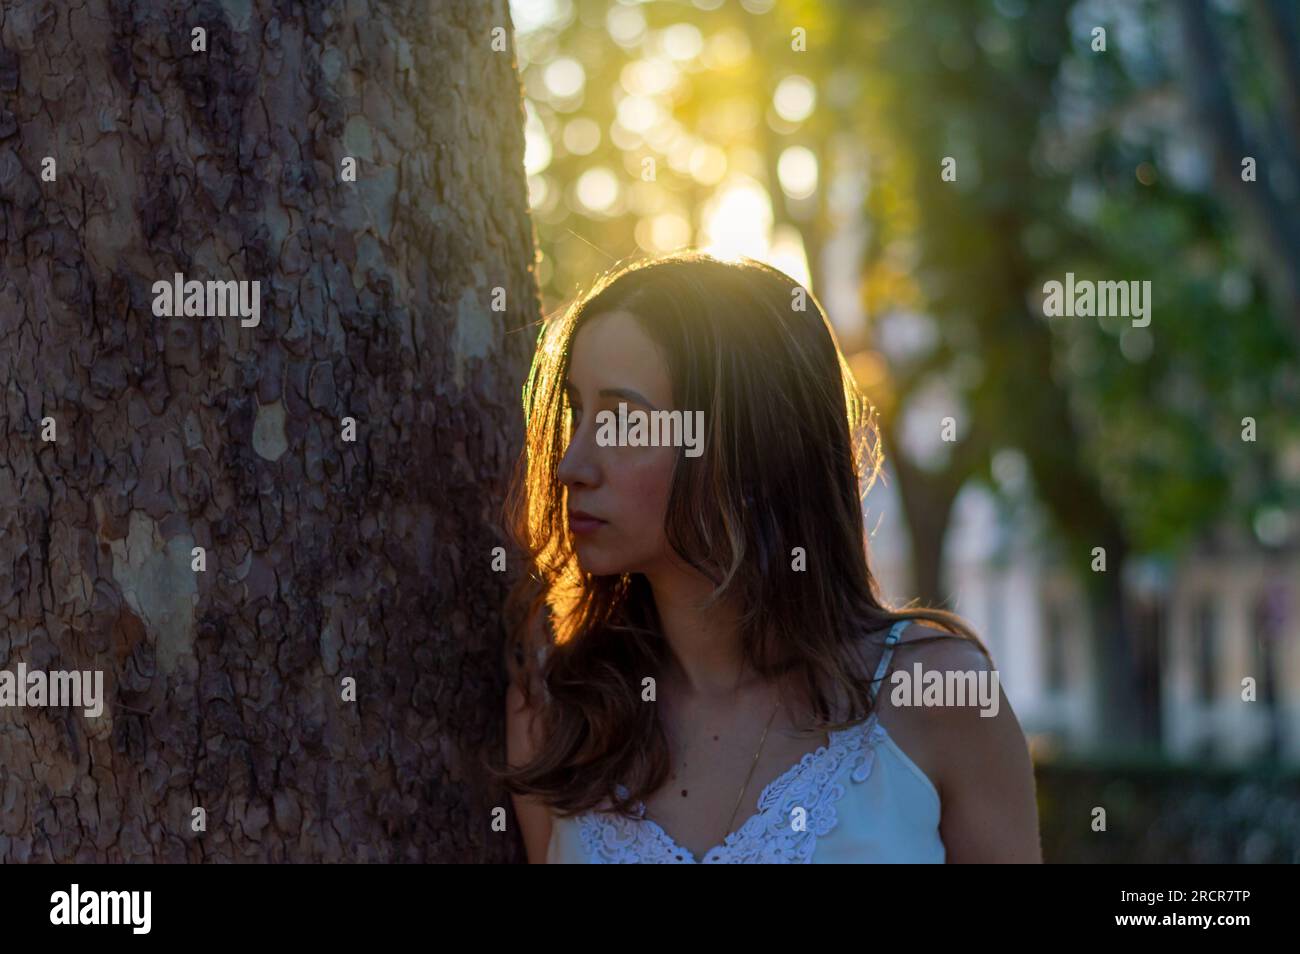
[888, 621, 994, 672]
[872, 621, 1016, 793]
[885, 623, 1040, 860]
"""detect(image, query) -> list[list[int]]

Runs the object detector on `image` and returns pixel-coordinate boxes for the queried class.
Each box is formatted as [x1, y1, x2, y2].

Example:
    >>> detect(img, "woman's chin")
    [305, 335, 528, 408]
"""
[573, 547, 625, 577]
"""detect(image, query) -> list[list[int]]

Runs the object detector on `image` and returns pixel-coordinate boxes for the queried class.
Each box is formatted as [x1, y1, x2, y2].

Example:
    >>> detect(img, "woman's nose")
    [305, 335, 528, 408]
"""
[557, 423, 600, 488]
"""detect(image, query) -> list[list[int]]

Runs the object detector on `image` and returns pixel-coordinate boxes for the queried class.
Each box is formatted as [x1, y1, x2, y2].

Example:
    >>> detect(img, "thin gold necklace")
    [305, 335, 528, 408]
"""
[721, 698, 782, 842]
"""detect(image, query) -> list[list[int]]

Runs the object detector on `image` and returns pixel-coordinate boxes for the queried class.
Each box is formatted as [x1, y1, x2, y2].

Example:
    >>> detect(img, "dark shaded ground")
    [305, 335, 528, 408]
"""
[1037, 758, 1300, 863]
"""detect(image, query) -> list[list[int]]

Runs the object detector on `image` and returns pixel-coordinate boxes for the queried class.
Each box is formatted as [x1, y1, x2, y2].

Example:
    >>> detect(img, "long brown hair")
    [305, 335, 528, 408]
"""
[488, 250, 989, 818]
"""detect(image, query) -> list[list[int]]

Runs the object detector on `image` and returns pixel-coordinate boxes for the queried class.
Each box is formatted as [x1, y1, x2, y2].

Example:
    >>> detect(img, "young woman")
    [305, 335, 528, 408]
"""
[490, 251, 1041, 863]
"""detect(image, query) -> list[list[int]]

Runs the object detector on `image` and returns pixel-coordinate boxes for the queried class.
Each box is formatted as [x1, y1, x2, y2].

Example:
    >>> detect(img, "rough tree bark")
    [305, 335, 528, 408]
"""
[0, 0, 537, 861]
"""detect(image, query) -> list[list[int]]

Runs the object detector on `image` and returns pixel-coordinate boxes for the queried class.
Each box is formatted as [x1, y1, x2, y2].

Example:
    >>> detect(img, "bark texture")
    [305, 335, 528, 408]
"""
[0, 0, 537, 861]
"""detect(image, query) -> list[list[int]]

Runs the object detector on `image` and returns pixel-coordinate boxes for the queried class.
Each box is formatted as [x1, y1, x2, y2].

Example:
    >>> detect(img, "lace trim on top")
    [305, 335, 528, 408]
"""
[575, 713, 889, 864]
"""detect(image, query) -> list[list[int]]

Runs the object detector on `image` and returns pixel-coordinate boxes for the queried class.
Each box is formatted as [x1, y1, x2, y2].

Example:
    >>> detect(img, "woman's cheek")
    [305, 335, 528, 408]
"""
[603, 448, 669, 525]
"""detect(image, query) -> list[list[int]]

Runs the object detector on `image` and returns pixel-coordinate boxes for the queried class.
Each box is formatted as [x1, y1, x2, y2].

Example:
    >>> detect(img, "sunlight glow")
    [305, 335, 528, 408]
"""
[777, 146, 819, 199]
[769, 224, 812, 289]
[773, 75, 816, 123]
[621, 58, 678, 97]
[699, 177, 773, 262]
[527, 174, 549, 209]
[562, 117, 601, 155]
[661, 23, 705, 62]
[635, 211, 693, 253]
[523, 102, 552, 175]
[543, 57, 585, 98]
[702, 27, 750, 69]
[606, 5, 647, 47]
[510, 0, 571, 35]
[688, 143, 728, 185]
[616, 94, 661, 134]
[574, 167, 620, 214]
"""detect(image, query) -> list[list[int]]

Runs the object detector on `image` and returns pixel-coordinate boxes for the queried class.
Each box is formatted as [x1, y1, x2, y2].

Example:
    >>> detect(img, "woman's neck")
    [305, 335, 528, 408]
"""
[644, 568, 756, 701]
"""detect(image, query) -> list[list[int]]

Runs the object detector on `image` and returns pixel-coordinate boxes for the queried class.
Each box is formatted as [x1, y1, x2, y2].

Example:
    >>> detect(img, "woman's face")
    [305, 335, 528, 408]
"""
[558, 310, 678, 576]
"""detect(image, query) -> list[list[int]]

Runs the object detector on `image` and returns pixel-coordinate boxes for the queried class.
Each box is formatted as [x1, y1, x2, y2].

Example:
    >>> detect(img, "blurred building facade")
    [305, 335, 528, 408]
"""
[866, 467, 1300, 766]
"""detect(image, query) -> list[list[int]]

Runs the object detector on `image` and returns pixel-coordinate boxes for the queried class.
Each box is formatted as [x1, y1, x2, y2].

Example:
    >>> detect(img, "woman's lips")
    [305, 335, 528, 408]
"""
[568, 511, 607, 534]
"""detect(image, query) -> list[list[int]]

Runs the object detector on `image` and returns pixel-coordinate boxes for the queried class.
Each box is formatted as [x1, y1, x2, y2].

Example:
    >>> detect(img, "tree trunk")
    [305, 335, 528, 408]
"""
[1174, 0, 1300, 327]
[881, 420, 986, 611]
[0, 0, 537, 861]
[1081, 534, 1148, 755]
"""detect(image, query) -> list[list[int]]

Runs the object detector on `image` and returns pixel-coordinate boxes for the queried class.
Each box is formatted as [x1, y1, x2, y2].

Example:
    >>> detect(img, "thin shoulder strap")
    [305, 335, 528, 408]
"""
[867, 619, 908, 706]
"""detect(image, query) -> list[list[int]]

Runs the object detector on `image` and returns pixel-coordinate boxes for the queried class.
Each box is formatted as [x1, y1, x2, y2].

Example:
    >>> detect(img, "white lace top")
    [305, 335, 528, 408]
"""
[545, 620, 945, 863]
